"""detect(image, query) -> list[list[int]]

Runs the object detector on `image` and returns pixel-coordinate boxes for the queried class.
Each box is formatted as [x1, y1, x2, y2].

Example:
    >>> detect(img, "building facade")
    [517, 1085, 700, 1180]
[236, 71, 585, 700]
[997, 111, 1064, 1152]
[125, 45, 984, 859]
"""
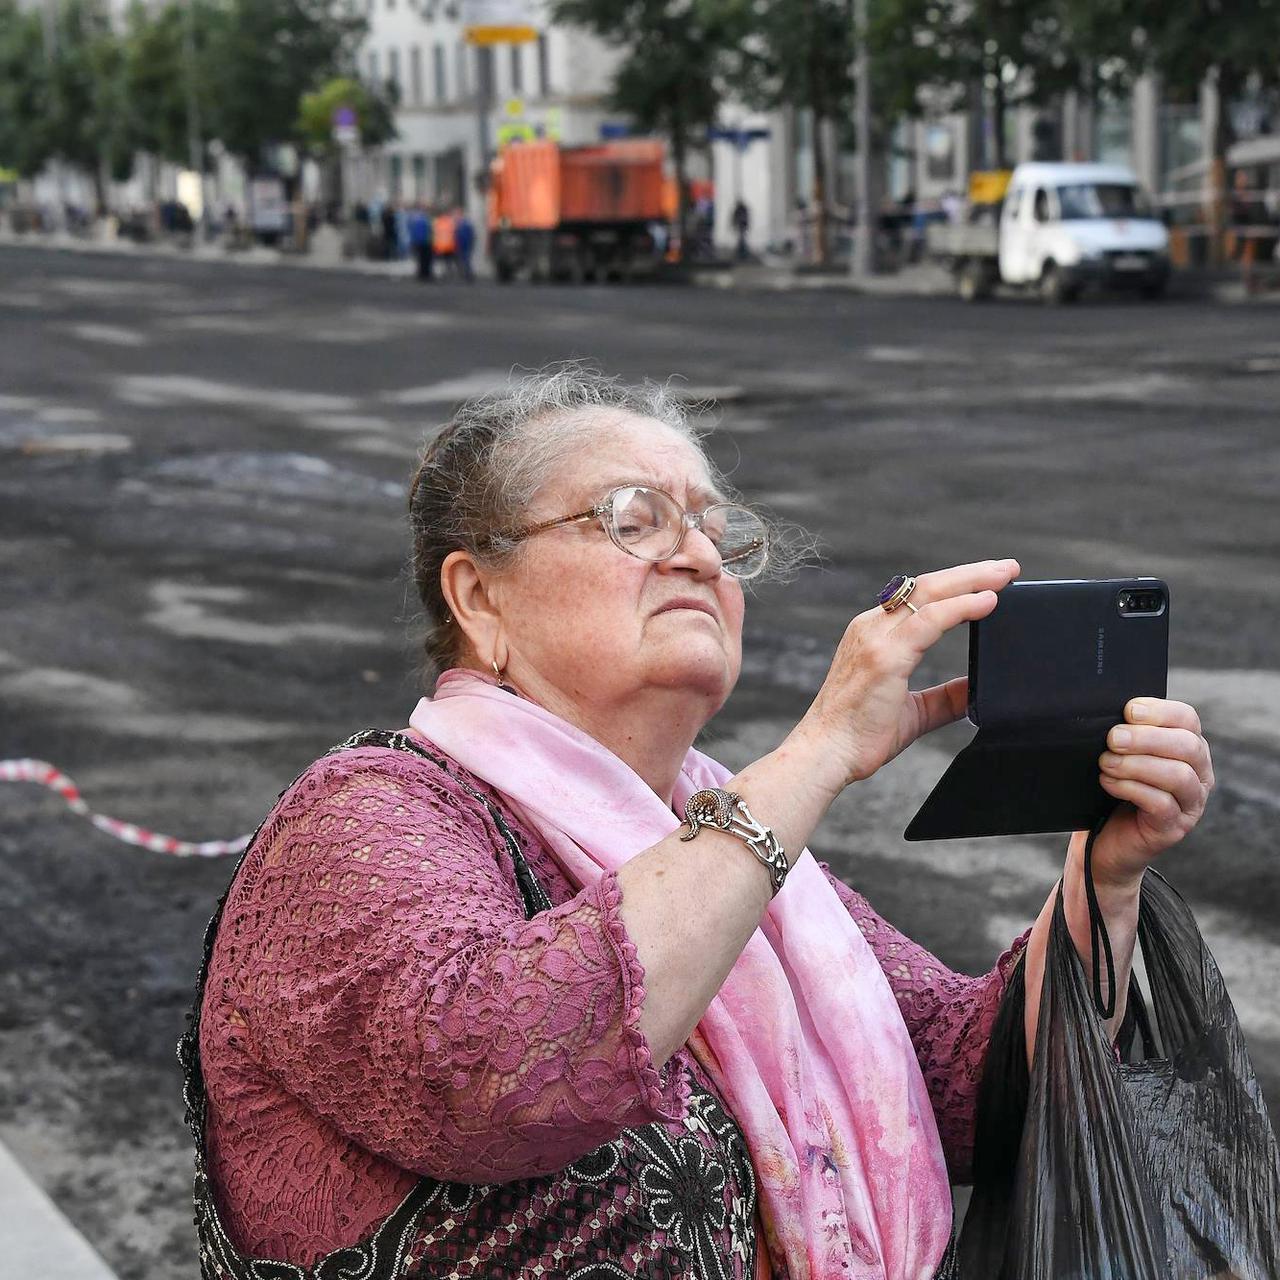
[353, 0, 624, 224]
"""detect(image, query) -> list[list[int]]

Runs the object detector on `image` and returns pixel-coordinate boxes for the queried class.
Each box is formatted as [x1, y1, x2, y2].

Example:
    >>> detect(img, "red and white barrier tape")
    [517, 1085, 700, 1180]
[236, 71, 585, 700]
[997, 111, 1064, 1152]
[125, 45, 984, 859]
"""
[0, 759, 249, 857]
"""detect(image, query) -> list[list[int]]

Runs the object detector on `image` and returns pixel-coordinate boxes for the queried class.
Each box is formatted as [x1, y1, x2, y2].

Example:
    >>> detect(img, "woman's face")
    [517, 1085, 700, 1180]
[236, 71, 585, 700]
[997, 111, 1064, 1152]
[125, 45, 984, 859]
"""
[490, 413, 746, 722]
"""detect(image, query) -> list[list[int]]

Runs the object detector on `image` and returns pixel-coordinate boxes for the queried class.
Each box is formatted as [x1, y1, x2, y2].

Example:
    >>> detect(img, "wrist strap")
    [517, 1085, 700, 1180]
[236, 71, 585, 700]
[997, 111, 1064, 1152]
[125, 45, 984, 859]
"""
[1083, 813, 1117, 1019]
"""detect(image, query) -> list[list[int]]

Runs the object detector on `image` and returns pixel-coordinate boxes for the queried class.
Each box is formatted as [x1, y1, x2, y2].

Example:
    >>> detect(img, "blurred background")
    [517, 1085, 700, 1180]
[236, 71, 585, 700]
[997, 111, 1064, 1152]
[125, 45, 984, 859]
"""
[1, 1, 1278, 1277]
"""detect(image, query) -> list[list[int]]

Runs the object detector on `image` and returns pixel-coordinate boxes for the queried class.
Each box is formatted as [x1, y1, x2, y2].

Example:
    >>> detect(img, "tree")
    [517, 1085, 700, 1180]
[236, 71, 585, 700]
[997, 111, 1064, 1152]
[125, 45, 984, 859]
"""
[1125, 0, 1280, 261]
[870, 0, 1112, 170]
[203, 0, 369, 178]
[551, 0, 749, 260]
[0, 1, 53, 180]
[297, 75, 397, 152]
[0, 0, 135, 209]
[297, 74, 398, 211]
[120, 0, 215, 175]
[732, 0, 853, 264]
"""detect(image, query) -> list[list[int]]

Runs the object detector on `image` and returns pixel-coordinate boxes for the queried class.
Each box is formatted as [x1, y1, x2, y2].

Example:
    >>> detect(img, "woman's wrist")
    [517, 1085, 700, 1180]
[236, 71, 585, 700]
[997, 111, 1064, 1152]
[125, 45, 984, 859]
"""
[773, 723, 849, 809]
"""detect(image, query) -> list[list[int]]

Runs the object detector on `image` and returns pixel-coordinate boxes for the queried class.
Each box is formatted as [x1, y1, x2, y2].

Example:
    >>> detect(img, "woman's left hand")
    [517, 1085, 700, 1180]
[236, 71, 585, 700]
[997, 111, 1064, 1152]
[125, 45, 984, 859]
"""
[1092, 697, 1215, 888]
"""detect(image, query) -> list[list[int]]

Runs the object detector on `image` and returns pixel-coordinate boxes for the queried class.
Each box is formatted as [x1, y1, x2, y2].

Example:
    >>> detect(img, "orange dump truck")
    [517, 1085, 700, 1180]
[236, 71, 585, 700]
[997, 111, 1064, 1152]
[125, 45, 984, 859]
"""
[488, 139, 671, 282]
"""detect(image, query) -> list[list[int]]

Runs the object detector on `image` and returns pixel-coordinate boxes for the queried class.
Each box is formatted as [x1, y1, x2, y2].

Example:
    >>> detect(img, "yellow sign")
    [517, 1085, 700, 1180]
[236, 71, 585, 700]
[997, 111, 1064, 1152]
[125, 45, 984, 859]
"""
[462, 0, 537, 43]
[497, 123, 537, 148]
[968, 170, 1012, 205]
[465, 25, 537, 43]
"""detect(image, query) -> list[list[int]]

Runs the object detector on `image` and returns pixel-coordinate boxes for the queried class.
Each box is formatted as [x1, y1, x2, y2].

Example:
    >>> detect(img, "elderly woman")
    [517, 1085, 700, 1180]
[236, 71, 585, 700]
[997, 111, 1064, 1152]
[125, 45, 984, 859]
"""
[184, 369, 1213, 1280]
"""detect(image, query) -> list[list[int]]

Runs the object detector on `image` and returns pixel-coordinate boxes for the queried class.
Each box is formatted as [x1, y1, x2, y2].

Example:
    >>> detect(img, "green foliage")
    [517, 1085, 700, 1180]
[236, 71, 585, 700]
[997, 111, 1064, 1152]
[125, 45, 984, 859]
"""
[1124, 0, 1280, 151]
[0, 0, 51, 177]
[297, 76, 398, 155]
[119, 0, 213, 169]
[205, 0, 370, 164]
[0, 0, 372, 186]
[552, 0, 747, 141]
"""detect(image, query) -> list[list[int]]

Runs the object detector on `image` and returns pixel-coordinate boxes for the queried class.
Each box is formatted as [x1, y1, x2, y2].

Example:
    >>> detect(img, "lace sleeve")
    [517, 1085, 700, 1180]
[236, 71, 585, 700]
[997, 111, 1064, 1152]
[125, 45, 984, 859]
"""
[818, 862, 1029, 1183]
[214, 747, 687, 1185]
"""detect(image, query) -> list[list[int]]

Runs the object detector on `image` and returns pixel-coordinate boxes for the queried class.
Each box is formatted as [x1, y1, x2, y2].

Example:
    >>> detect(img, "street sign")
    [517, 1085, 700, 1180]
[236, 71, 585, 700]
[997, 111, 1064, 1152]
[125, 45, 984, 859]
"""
[462, 0, 537, 43]
[707, 127, 772, 150]
[332, 105, 359, 148]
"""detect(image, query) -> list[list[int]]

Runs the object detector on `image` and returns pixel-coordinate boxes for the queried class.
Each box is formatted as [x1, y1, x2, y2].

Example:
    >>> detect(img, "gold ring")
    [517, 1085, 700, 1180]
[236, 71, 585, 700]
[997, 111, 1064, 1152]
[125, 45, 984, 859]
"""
[876, 574, 919, 614]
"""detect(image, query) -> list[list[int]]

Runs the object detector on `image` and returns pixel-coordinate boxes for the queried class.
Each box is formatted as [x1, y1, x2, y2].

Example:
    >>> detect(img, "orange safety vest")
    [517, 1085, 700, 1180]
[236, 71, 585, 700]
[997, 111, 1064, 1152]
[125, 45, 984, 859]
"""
[432, 214, 456, 254]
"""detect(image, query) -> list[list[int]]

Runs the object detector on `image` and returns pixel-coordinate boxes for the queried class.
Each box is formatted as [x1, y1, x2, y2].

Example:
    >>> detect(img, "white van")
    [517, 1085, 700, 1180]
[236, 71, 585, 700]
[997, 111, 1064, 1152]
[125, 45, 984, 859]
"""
[929, 162, 1171, 302]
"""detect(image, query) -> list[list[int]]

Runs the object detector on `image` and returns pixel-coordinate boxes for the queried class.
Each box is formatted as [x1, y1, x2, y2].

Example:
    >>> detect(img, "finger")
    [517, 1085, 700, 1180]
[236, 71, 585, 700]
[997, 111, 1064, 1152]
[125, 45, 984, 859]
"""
[1098, 772, 1193, 832]
[1126, 697, 1202, 736]
[911, 558, 1021, 607]
[911, 675, 970, 736]
[1105, 723, 1213, 786]
[891, 589, 1001, 651]
[1099, 751, 1205, 815]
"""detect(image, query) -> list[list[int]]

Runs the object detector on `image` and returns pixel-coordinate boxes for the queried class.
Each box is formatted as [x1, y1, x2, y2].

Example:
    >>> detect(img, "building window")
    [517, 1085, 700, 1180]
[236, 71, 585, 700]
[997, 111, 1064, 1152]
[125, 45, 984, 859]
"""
[389, 153, 403, 198]
[537, 34, 549, 97]
[455, 41, 468, 99]
[509, 44, 523, 94]
[388, 47, 401, 93]
[410, 45, 423, 105]
[367, 49, 379, 83]
[412, 153, 427, 199]
[924, 122, 954, 181]
[433, 43, 446, 103]
[1094, 96, 1134, 169]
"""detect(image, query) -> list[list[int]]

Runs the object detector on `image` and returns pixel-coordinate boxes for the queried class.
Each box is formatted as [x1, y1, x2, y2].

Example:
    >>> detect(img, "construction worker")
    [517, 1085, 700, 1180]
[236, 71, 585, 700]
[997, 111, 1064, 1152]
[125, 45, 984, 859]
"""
[432, 206, 457, 277]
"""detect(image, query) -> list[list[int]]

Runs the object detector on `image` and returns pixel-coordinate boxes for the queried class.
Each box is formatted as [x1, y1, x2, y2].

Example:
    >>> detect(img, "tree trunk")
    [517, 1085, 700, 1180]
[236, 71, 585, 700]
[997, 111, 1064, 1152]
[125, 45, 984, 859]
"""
[1209, 65, 1238, 269]
[812, 114, 829, 265]
[672, 124, 689, 265]
[92, 159, 108, 219]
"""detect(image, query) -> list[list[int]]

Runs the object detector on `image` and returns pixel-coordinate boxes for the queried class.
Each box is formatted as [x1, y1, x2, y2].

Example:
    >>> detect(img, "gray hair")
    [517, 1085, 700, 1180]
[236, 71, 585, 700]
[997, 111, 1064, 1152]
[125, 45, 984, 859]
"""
[407, 364, 811, 677]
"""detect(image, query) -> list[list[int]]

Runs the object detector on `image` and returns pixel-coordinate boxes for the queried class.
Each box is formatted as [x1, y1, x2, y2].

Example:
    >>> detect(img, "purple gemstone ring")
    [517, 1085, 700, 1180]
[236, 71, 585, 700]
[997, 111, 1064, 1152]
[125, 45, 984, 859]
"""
[876, 574, 920, 614]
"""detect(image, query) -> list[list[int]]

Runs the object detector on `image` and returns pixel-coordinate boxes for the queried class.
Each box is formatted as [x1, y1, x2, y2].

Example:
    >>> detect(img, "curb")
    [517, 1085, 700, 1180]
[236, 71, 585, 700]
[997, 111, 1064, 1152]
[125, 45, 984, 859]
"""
[3, 234, 1275, 303]
[0, 1139, 121, 1279]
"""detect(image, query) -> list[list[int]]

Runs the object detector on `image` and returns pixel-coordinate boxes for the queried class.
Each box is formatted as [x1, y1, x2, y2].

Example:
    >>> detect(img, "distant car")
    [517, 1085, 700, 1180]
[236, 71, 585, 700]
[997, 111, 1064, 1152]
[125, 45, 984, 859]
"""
[928, 162, 1171, 302]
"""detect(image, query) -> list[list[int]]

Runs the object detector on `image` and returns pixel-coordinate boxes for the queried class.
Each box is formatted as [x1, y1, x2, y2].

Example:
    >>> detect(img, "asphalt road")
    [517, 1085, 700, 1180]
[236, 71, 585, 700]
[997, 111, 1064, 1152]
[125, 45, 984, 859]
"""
[2, 246, 1278, 1279]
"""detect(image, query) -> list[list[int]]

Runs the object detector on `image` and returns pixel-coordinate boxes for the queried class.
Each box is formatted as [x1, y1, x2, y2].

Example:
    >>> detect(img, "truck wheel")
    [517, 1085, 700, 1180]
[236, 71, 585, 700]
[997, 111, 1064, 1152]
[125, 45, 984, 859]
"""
[495, 260, 515, 284]
[1140, 279, 1167, 301]
[1039, 263, 1075, 305]
[957, 260, 993, 302]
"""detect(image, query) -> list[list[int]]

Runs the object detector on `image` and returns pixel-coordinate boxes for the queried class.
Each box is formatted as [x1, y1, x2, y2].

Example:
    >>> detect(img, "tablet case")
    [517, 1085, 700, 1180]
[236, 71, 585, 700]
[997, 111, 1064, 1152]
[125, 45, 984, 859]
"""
[905, 579, 1169, 840]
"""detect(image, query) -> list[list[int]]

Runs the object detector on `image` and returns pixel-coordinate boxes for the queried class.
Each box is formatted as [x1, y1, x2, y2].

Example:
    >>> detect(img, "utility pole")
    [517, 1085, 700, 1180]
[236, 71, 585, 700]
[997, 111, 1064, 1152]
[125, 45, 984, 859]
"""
[850, 0, 875, 277]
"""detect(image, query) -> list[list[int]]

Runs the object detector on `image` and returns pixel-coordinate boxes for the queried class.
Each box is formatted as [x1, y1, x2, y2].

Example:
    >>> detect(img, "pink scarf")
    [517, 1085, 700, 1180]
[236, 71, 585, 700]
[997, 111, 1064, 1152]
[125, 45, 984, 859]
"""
[410, 669, 951, 1280]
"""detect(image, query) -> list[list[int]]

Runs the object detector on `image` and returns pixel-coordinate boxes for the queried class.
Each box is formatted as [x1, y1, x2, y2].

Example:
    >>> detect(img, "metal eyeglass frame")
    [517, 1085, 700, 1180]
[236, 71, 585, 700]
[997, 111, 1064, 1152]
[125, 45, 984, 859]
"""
[509, 484, 769, 579]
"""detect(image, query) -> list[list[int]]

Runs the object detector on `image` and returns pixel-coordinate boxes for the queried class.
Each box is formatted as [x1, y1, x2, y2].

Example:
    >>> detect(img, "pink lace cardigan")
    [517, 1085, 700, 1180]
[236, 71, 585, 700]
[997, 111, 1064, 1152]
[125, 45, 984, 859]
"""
[199, 740, 1028, 1267]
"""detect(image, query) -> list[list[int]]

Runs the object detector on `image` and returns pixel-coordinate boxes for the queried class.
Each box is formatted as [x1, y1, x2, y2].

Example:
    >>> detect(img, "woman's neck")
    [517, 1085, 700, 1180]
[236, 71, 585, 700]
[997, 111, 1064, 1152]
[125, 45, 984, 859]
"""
[502, 673, 713, 806]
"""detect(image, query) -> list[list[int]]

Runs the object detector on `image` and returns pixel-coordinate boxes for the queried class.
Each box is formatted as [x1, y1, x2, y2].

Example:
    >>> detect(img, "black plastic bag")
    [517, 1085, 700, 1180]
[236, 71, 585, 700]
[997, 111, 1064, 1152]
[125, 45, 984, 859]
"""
[959, 870, 1280, 1279]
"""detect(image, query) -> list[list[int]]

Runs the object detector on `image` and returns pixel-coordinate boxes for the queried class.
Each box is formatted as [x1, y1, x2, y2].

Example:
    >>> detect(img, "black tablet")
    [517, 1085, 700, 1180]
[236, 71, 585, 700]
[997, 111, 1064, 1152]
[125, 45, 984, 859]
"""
[904, 578, 1170, 840]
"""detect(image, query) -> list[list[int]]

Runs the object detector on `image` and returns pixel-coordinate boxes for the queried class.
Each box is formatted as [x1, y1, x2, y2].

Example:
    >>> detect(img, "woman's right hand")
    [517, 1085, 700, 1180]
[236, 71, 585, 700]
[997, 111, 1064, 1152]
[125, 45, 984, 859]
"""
[793, 559, 1021, 790]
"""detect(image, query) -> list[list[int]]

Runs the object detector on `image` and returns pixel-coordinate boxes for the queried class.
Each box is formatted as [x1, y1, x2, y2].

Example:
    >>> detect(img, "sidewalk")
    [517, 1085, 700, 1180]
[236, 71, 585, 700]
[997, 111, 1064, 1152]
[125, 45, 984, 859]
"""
[0, 1138, 120, 1280]
[2, 227, 1273, 303]
[0, 225, 419, 282]
[689, 257, 1275, 303]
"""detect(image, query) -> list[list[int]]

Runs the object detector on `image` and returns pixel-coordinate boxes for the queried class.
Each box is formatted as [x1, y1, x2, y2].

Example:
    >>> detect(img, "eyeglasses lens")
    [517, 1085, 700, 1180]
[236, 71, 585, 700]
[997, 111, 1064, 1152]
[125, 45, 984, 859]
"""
[611, 486, 681, 555]
[610, 487, 768, 578]
[711, 505, 769, 579]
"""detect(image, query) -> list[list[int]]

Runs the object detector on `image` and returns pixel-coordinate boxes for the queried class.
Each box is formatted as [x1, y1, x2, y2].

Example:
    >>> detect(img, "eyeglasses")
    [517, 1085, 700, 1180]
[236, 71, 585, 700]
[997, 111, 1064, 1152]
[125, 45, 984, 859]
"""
[510, 484, 769, 580]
